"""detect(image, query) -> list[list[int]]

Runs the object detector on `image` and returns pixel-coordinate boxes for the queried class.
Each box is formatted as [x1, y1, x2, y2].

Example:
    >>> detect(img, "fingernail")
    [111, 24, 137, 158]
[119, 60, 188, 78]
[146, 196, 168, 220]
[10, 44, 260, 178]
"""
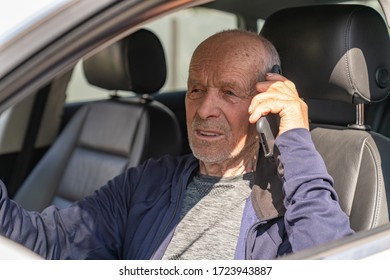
[266, 73, 274, 77]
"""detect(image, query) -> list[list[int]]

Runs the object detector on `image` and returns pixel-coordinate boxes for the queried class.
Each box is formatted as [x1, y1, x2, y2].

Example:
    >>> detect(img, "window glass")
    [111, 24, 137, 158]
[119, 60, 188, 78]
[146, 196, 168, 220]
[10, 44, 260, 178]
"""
[66, 7, 237, 102]
[143, 7, 237, 92]
[257, 18, 265, 32]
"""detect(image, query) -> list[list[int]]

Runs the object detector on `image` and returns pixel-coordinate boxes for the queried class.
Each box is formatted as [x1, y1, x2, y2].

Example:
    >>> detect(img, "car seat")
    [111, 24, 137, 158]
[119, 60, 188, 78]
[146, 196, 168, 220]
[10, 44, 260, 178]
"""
[0, 69, 73, 195]
[261, 5, 390, 231]
[13, 29, 182, 211]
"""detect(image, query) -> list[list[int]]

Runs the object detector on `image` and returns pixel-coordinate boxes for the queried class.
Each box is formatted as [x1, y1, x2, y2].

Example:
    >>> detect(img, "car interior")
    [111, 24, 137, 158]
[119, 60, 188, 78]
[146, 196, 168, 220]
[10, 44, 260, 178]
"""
[1, 0, 390, 257]
[12, 28, 183, 211]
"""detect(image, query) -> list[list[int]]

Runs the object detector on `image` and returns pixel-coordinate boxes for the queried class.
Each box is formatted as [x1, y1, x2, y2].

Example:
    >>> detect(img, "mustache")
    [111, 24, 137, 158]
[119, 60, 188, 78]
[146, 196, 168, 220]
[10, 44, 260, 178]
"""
[190, 115, 230, 132]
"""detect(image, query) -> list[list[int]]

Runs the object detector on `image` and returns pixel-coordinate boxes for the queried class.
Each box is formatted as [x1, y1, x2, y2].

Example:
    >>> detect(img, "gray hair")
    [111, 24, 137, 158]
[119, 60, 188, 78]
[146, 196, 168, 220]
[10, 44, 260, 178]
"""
[257, 35, 281, 73]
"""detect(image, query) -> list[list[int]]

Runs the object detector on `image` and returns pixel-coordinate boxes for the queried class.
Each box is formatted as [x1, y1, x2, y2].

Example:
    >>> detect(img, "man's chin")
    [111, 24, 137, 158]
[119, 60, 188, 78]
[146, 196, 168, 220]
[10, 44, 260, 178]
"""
[191, 149, 231, 164]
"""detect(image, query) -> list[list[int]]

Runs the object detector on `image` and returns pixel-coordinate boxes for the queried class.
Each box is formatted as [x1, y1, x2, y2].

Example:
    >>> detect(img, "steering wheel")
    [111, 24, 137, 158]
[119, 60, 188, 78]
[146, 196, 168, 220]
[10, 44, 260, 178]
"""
[0, 235, 43, 259]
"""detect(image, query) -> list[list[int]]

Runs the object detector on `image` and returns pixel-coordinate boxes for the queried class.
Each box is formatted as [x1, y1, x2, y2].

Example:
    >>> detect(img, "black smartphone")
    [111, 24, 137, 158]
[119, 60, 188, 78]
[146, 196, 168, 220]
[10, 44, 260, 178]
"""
[256, 64, 282, 158]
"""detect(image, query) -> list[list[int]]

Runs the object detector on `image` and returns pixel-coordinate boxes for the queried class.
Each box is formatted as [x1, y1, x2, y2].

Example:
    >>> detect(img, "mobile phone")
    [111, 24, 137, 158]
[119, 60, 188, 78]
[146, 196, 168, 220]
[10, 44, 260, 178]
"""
[256, 64, 282, 158]
[271, 64, 282, 75]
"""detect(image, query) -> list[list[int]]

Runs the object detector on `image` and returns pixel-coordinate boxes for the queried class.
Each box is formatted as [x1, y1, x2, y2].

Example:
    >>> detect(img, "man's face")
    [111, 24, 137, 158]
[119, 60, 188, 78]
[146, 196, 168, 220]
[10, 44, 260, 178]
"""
[185, 34, 260, 164]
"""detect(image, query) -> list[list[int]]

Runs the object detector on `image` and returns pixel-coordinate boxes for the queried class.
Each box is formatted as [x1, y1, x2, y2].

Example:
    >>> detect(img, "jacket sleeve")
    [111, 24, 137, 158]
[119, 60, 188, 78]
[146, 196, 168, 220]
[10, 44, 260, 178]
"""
[275, 128, 354, 252]
[0, 168, 136, 259]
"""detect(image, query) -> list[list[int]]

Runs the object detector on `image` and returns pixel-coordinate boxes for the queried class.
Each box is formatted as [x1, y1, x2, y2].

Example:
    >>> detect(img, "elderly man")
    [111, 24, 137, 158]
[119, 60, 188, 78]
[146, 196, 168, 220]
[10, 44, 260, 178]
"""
[0, 29, 353, 260]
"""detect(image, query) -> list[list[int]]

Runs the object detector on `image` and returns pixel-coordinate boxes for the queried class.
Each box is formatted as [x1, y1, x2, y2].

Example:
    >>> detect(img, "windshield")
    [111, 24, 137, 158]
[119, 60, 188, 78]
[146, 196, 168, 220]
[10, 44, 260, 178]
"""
[0, 0, 70, 45]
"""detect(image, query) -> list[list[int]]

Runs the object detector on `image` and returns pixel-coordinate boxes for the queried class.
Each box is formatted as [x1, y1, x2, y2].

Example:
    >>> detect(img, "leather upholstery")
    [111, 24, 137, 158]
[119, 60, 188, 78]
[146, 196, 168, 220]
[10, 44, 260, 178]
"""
[83, 29, 166, 93]
[311, 126, 389, 231]
[261, 5, 390, 231]
[261, 5, 390, 104]
[14, 29, 182, 211]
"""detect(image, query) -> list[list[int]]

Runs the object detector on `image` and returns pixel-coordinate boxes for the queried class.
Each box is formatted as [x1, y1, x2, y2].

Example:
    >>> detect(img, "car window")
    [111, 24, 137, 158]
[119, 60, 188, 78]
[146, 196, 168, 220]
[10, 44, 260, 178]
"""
[0, 0, 70, 45]
[65, 7, 237, 102]
[143, 7, 237, 93]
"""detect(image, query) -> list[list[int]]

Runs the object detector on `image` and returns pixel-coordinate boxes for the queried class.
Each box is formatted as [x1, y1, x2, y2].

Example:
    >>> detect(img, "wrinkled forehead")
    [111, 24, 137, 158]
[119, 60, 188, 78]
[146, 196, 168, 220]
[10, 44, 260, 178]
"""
[190, 33, 266, 78]
[194, 33, 264, 60]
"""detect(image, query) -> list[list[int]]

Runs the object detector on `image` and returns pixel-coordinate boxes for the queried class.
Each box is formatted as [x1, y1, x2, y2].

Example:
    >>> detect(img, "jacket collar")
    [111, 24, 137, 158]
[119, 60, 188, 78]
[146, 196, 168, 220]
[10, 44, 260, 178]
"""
[186, 152, 286, 221]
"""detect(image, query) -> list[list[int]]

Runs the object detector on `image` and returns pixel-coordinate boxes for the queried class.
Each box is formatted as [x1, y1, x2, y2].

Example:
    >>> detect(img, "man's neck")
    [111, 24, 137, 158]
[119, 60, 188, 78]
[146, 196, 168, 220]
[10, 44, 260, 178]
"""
[198, 153, 257, 177]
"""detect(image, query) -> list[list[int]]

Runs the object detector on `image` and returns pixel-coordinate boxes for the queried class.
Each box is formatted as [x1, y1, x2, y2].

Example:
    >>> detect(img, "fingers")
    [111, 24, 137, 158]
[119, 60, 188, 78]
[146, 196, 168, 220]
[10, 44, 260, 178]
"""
[255, 73, 298, 98]
[248, 73, 309, 136]
[249, 96, 288, 122]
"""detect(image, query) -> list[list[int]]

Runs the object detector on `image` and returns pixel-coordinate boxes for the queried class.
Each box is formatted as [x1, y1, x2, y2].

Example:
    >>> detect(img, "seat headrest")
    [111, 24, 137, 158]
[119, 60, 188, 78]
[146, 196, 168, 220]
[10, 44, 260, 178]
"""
[83, 29, 166, 94]
[261, 5, 390, 104]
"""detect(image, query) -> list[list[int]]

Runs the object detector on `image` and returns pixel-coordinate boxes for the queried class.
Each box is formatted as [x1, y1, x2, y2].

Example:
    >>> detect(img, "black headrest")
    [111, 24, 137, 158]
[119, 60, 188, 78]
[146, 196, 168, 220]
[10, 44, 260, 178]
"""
[261, 5, 390, 104]
[83, 29, 166, 94]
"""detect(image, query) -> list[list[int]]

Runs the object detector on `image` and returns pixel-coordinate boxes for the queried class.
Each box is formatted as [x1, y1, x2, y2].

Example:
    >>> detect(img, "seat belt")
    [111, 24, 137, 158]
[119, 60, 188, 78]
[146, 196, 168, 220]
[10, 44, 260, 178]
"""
[8, 83, 51, 197]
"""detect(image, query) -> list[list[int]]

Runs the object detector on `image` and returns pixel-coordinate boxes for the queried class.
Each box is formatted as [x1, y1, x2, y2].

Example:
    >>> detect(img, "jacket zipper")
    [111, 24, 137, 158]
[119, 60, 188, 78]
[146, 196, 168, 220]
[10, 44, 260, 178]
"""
[150, 163, 197, 259]
[150, 180, 183, 259]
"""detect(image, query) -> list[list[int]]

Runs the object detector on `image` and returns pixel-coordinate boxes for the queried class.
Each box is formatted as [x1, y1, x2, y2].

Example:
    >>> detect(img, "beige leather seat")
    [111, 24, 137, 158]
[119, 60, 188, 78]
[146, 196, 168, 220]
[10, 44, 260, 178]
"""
[261, 5, 390, 231]
[14, 29, 182, 211]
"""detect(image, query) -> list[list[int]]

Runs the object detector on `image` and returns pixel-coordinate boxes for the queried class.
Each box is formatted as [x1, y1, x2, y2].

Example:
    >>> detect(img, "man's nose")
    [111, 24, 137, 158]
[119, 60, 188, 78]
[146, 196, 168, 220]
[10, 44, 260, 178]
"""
[196, 91, 221, 119]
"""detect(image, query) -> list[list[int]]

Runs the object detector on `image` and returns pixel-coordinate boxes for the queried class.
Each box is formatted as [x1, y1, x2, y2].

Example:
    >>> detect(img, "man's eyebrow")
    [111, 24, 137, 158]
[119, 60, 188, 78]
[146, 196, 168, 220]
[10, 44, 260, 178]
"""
[213, 79, 248, 89]
[221, 81, 239, 88]
[223, 81, 254, 92]
[187, 79, 202, 85]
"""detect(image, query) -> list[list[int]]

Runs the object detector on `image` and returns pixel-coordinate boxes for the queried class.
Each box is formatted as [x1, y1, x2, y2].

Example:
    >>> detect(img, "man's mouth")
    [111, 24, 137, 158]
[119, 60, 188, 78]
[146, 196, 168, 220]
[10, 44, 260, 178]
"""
[196, 129, 223, 138]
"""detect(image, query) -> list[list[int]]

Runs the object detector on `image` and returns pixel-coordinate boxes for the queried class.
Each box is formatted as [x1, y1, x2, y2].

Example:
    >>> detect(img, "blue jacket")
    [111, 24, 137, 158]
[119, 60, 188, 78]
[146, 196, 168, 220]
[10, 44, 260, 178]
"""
[0, 129, 353, 259]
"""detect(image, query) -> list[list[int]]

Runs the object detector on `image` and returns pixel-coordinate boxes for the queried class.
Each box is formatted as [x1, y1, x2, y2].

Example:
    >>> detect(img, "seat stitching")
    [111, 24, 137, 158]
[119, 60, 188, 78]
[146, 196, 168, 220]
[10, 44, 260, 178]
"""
[363, 138, 383, 228]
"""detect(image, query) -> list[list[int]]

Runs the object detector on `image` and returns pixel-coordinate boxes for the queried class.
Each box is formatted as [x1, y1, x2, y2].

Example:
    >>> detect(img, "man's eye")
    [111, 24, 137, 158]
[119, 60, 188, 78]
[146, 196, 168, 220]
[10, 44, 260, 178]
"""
[223, 90, 239, 98]
[187, 88, 204, 99]
[225, 90, 236, 96]
[190, 88, 205, 96]
[222, 89, 243, 103]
